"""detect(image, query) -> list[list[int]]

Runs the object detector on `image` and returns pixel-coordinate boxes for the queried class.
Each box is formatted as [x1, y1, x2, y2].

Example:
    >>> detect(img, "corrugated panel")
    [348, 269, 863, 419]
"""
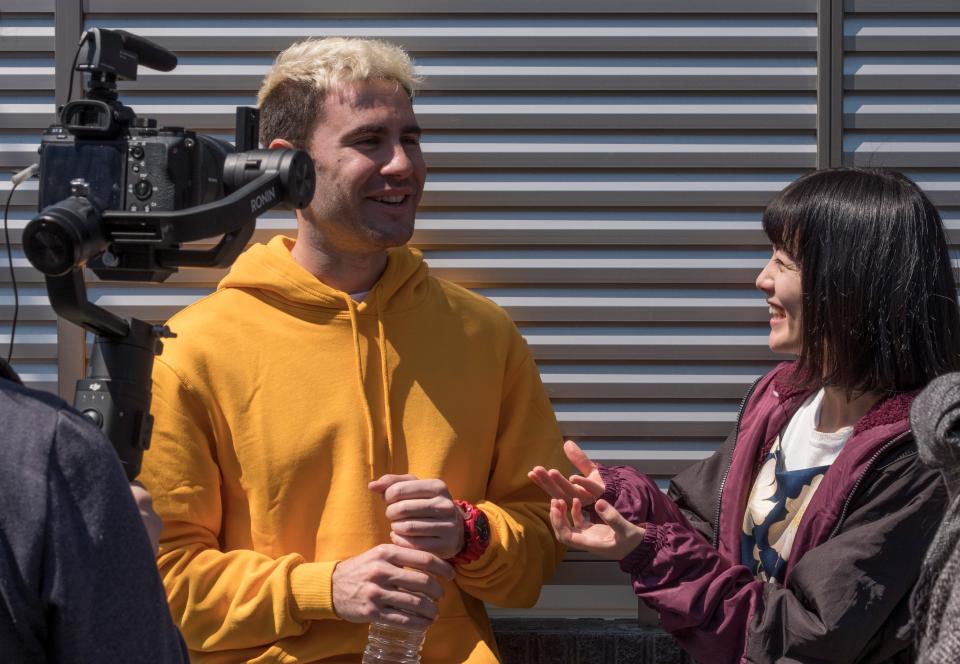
[0, 8, 57, 393]
[72, 3, 815, 618]
[842, 4, 960, 235]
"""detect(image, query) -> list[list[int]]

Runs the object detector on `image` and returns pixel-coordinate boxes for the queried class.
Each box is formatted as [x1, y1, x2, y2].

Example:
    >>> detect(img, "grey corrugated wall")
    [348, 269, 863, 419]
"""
[1, 0, 955, 618]
[1, 0, 58, 393]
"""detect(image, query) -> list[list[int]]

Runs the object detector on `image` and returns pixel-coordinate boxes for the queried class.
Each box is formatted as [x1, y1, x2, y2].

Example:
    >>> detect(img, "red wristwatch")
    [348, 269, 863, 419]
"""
[447, 500, 490, 566]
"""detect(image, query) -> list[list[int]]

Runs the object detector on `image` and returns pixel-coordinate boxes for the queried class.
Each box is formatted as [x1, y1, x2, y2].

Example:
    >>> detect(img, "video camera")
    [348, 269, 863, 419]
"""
[21, 28, 316, 479]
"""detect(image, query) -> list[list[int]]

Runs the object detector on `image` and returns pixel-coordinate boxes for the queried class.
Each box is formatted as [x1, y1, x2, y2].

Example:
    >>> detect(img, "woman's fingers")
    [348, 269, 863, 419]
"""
[564, 440, 597, 475]
[569, 474, 604, 499]
[549, 498, 575, 543]
[529, 466, 585, 502]
[570, 497, 587, 529]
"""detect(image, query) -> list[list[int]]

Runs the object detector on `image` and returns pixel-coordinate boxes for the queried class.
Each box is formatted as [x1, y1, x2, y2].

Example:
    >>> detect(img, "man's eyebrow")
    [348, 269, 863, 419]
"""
[341, 124, 422, 141]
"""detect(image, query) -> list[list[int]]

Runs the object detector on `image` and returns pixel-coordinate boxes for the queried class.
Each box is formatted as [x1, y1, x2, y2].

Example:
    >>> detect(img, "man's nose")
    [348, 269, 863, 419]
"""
[382, 143, 414, 178]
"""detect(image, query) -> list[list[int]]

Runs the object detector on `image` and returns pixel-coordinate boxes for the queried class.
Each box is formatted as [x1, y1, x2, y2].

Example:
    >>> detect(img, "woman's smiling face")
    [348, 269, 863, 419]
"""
[755, 248, 802, 355]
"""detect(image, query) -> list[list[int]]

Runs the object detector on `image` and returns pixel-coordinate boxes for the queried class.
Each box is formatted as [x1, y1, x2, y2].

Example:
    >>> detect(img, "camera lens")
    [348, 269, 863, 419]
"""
[23, 197, 107, 276]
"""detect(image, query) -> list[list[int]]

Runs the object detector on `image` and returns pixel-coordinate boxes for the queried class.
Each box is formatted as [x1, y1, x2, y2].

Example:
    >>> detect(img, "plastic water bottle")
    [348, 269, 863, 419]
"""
[361, 622, 426, 664]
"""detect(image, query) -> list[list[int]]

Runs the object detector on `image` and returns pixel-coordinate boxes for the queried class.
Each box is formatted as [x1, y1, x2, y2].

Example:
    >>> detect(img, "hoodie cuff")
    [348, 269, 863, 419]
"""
[290, 561, 339, 622]
[619, 523, 661, 575]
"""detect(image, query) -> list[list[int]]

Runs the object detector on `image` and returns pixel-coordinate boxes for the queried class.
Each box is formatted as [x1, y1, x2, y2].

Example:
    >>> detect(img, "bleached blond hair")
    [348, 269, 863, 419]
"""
[257, 37, 420, 149]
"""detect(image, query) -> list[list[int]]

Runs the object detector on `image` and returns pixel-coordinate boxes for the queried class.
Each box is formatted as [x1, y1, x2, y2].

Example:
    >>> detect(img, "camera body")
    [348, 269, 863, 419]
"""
[38, 122, 230, 217]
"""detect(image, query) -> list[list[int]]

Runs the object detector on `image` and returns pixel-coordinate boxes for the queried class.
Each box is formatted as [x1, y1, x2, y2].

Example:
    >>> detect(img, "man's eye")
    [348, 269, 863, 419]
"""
[402, 135, 421, 146]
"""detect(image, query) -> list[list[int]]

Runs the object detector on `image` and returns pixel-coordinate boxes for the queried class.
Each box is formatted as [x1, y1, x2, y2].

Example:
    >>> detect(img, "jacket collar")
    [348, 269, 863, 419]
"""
[769, 362, 917, 438]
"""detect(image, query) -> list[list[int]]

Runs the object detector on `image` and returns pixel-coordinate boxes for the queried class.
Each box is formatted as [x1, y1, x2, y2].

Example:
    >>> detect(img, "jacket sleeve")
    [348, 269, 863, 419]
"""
[47, 408, 189, 664]
[140, 358, 337, 653]
[612, 454, 946, 664]
[452, 348, 570, 607]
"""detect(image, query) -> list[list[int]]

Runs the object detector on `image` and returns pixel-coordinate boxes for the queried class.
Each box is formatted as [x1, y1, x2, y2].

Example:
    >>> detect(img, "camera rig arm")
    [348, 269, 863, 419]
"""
[26, 148, 314, 479]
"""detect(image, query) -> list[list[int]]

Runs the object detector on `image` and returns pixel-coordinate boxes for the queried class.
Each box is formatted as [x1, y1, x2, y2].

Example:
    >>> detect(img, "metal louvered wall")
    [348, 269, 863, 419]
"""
[0, 0, 58, 393]
[3, 0, 953, 619]
[842, 0, 960, 244]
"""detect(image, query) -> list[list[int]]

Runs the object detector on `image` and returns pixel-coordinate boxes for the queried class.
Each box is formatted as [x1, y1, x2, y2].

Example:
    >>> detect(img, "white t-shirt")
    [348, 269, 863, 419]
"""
[741, 389, 853, 582]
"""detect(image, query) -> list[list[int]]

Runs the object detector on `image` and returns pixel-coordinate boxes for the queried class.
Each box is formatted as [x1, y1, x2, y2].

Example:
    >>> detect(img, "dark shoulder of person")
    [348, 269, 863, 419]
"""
[0, 364, 188, 663]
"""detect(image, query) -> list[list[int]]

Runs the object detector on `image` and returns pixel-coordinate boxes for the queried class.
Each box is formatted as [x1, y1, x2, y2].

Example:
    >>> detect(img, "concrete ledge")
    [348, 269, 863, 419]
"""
[492, 618, 695, 664]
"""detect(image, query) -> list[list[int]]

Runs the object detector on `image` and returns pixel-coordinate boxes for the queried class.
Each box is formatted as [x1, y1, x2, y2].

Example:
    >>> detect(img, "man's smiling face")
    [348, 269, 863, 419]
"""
[301, 79, 426, 255]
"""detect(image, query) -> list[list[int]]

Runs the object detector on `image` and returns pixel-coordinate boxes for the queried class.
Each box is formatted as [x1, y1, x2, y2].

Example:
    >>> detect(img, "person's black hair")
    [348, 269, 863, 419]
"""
[762, 167, 960, 393]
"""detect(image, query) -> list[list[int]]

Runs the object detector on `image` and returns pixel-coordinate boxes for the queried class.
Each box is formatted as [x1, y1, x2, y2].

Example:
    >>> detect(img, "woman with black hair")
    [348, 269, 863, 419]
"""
[530, 167, 960, 663]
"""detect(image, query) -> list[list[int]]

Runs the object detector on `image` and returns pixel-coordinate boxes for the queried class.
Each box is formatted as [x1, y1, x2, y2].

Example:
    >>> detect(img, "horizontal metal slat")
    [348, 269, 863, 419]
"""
[0, 29, 53, 52]
[423, 257, 768, 285]
[125, 58, 817, 93]
[844, 17, 960, 52]
[541, 368, 762, 399]
[845, 56, 960, 91]
[555, 402, 738, 438]
[845, 0, 960, 11]
[2, 0, 54, 11]
[844, 94, 960, 130]
[412, 216, 769, 246]
[0, 180, 38, 206]
[0, 329, 58, 359]
[491, 296, 768, 321]
[421, 173, 800, 208]
[85, 21, 816, 54]
[578, 439, 727, 475]
[845, 134, 960, 167]
[0, 294, 57, 321]
[0, 104, 57, 129]
[415, 96, 818, 130]
[524, 331, 781, 362]
[0, 142, 42, 168]
[86, 0, 817, 13]
[423, 135, 816, 169]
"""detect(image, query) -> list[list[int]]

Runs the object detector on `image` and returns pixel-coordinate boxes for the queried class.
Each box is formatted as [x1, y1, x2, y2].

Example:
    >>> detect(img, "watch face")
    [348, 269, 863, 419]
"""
[476, 513, 491, 543]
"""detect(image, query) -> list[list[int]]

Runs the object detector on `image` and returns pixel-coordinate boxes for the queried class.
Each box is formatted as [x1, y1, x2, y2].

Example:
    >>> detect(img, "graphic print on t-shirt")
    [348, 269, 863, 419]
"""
[741, 438, 828, 583]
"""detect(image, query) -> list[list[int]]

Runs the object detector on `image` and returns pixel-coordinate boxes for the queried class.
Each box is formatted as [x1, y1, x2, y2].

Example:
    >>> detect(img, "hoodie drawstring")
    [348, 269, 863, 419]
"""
[344, 294, 394, 481]
[344, 296, 378, 480]
[376, 303, 395, 471]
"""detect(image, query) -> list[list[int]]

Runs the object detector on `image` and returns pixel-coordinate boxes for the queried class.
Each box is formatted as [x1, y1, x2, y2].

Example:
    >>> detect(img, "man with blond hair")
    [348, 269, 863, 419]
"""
[140, 37, 568, 663]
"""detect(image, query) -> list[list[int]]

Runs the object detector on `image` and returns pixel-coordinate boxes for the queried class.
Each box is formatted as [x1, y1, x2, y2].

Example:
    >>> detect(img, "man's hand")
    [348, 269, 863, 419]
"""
[369, 475, 465, 559]
[130, 481, 162, 555]
[331, 544, 455, 630]
[528, 440, 605, 506]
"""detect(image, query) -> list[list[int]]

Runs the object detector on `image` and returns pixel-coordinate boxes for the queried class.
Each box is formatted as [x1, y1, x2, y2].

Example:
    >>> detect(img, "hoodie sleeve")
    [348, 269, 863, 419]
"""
[610, 453, 945, 664]
[140, 359, 336, 653]
[452, 344, 571, 607]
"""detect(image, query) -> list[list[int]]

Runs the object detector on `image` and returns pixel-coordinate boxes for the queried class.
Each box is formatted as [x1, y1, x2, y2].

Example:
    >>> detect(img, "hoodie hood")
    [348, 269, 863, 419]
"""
[216, 235, 429, 479]
[217, 235, 429, 315]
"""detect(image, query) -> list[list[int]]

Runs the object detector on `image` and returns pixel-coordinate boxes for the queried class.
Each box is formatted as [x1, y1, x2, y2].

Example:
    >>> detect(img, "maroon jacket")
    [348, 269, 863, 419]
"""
[601, 362, 946, 663]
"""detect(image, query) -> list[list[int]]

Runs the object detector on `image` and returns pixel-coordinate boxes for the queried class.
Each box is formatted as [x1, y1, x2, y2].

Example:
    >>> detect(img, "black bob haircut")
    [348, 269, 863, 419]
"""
[762, 167, 960, 394]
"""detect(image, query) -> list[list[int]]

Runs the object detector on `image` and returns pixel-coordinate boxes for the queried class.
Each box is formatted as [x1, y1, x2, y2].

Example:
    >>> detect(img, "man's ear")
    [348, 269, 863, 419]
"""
[269, 138, 296, 150]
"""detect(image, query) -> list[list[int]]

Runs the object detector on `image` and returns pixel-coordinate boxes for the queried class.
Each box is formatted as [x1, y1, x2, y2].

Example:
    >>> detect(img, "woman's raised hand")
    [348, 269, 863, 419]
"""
[549, 497, 646, 561]
[529, 440, 605, 505]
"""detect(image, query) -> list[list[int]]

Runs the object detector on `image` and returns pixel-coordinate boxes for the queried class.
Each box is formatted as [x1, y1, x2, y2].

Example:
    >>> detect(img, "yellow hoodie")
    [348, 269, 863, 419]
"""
[140, 236, 568, 663]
